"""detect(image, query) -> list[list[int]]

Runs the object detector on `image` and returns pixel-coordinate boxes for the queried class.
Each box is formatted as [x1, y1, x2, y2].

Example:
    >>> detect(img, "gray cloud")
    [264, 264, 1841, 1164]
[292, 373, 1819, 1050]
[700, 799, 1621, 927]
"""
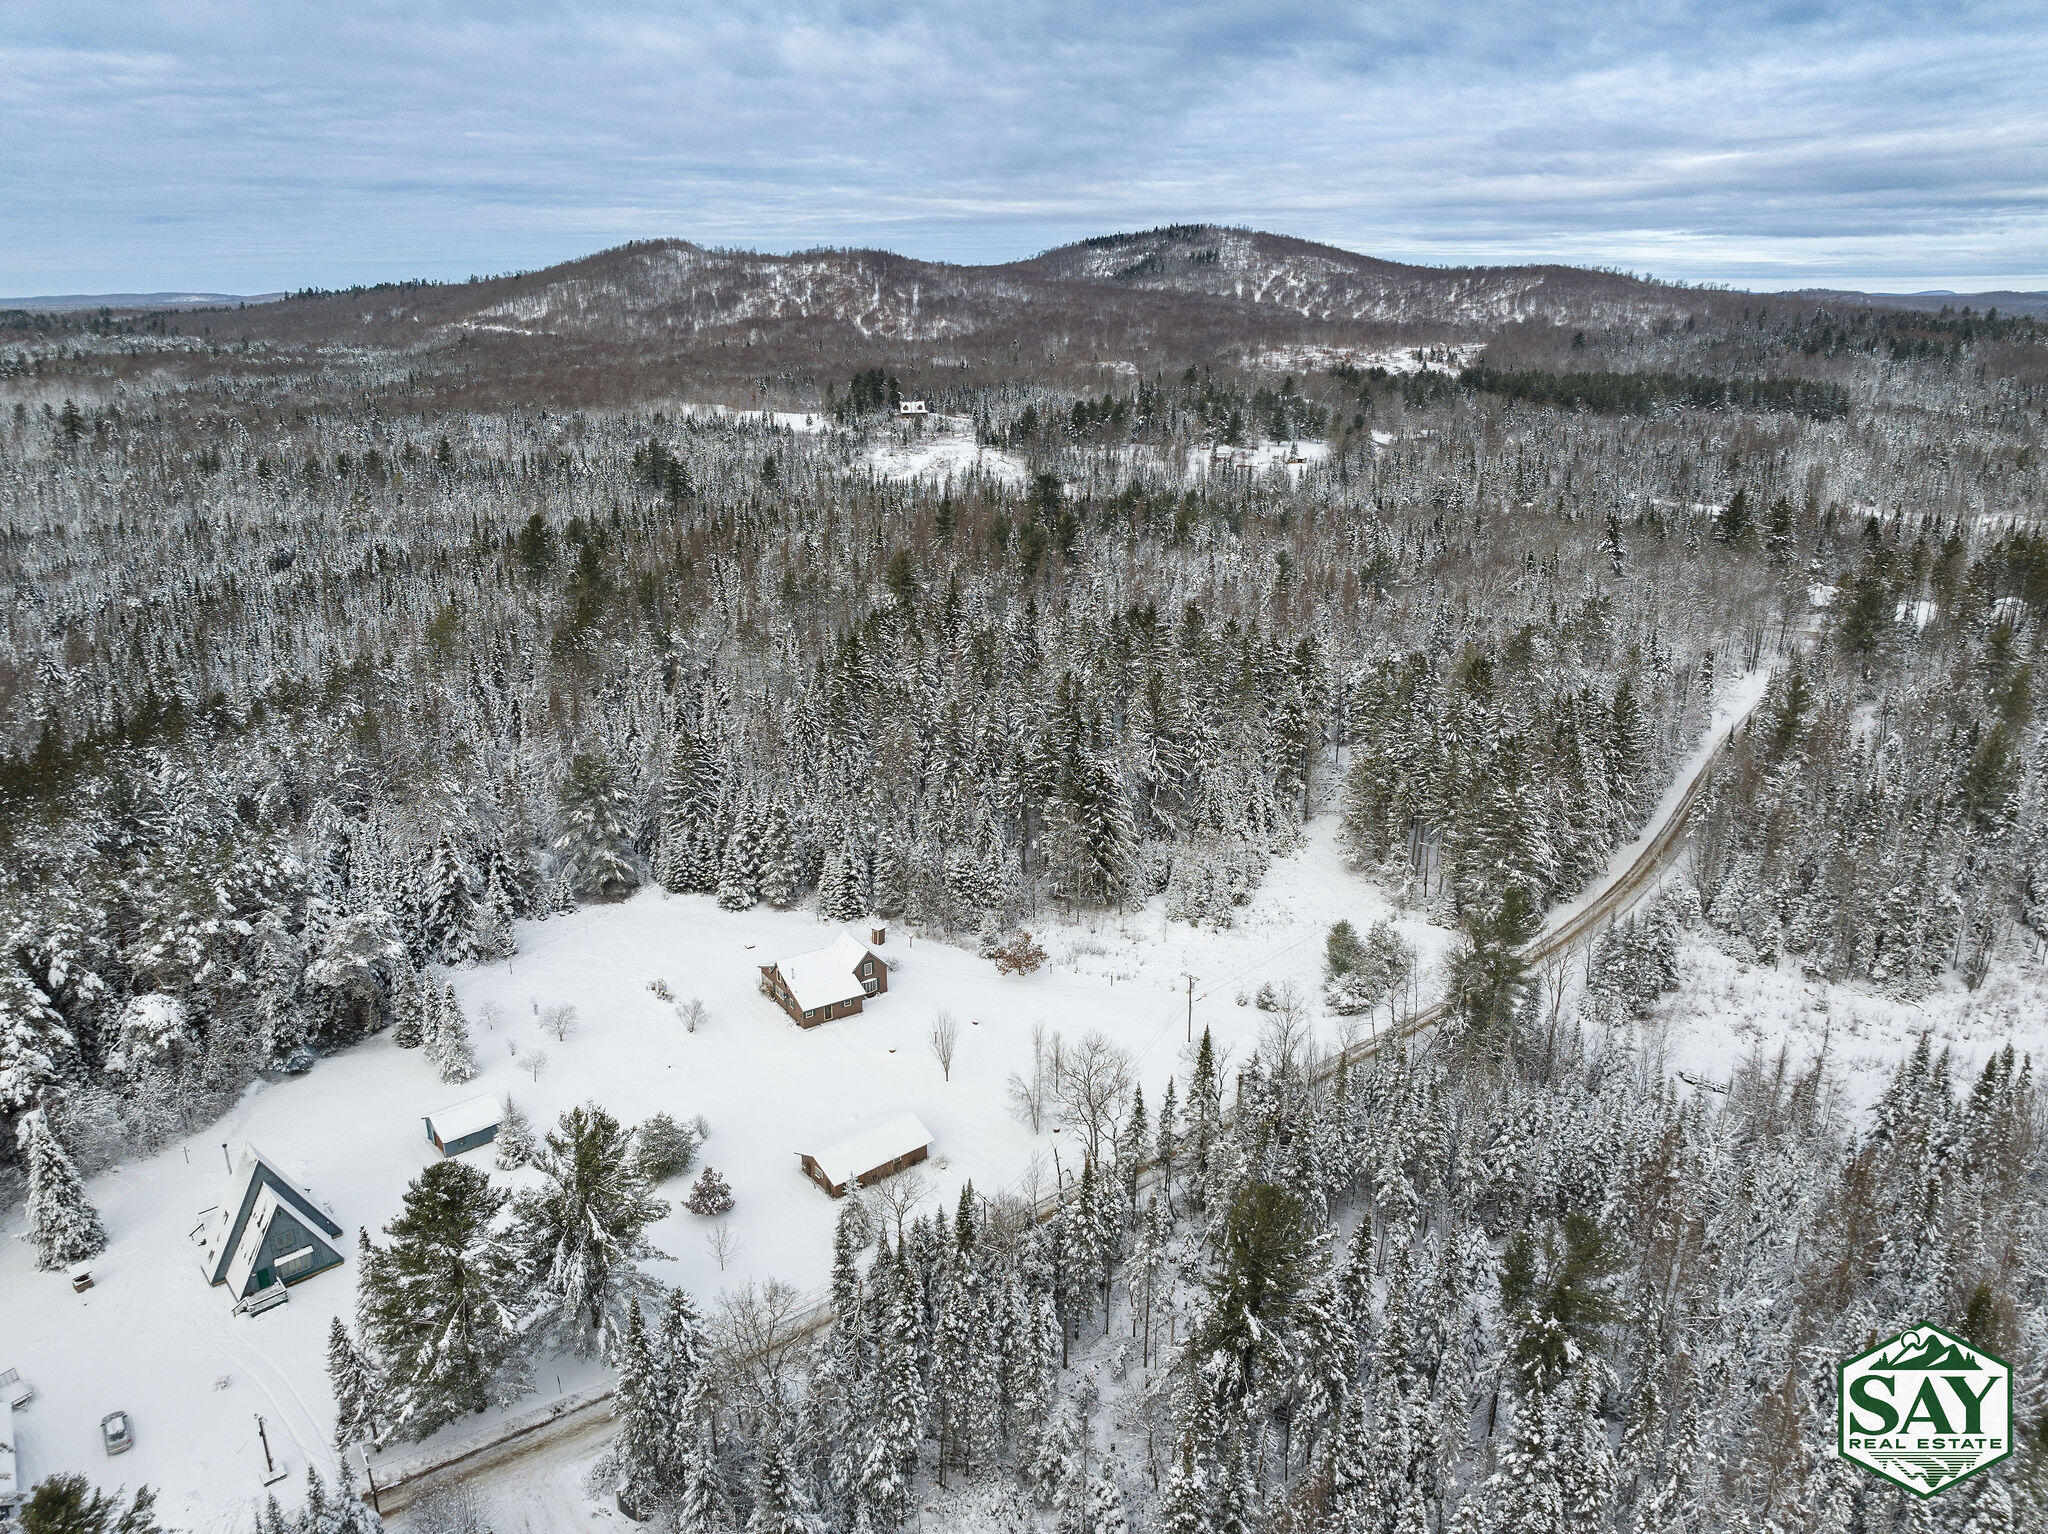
[2, 0, 2043, 293]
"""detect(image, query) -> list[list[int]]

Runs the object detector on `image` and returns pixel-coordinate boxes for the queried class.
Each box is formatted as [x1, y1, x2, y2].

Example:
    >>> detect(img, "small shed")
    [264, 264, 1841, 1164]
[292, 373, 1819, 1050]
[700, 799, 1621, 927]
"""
[425, 1094, 503, 1157]
[800, 1112, 932, 1198]
[197, 1146, 344, 1301]
[897, 399, 929, 418]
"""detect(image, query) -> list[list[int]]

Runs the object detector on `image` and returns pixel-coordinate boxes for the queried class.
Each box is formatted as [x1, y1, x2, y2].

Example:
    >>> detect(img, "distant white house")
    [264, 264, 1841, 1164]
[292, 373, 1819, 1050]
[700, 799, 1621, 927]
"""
[759, 931, 889, 1027]
[897, 399, 929, 418]
[196, 1146, 344, 1302]
[424, 1094, 502, 1157]
[800, 1112, 932, 1198]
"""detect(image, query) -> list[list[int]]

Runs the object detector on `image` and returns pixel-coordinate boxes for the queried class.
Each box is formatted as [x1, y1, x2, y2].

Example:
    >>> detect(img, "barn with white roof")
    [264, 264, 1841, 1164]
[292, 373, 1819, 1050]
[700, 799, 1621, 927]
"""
[424, 1093, 503, 1157]
[760, 930, 888, 1027]
[799, 1112, 932, 1198]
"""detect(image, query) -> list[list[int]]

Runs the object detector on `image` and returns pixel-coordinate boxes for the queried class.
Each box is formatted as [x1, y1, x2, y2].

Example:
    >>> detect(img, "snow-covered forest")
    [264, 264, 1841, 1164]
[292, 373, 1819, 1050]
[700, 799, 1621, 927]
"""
[2, 237, 2046, 1531]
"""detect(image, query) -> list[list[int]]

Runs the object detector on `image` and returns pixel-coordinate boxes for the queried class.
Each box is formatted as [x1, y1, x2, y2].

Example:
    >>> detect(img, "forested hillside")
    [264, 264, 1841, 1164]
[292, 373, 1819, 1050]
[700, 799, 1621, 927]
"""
[3, 234, 2046, 1531]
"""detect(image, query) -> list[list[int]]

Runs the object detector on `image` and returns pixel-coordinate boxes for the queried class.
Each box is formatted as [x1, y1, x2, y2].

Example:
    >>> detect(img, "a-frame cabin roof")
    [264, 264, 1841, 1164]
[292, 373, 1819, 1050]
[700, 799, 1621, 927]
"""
[198, 1145, 342, 1289]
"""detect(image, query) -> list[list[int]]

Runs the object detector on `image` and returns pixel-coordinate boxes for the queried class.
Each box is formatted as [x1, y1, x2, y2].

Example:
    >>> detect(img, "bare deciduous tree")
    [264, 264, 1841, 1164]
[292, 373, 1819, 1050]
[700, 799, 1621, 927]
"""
[929, 1008, 960, 1081]
[677, 997, 707, 1034]
[538, 1003, 578, 1042]
[870, 1167, 930, 1246]
[707, 1225, 742, 1271]
[523, 1048, 550, 1082]
[1054, 1028, 1133, 1164]
[1007, 1021, 1055, 1132]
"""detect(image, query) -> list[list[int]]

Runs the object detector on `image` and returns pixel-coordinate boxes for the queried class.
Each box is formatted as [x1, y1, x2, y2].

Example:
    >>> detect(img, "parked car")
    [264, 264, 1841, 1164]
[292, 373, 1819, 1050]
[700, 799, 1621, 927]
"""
[101, 1412, 133, 1455]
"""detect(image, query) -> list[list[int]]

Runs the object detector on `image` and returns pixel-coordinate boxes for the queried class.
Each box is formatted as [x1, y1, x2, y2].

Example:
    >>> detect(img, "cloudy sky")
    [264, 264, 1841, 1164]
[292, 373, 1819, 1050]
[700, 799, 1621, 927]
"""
[4, 1, 2045, 296]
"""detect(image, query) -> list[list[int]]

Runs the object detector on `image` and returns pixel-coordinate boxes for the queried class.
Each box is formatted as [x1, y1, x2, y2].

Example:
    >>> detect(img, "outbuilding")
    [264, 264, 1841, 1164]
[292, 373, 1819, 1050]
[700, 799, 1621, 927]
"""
[424, 1094, 503, 1157]
[760, 931, 888, 1027]
[196, 1145, 345, 1302]
[799, 1112, 932, 1198]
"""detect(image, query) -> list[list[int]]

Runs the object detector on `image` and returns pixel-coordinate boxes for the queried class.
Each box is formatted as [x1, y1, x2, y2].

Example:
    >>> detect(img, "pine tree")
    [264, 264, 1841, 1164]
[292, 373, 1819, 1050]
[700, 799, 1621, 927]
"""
[635, 1112, 701, 1184]
[420, 835, 478, 964]
[757, 802, 802, 909]
[425, 980, 478, 1083]
[0, 967, 76, 1115]
[327, 1314, 382, 1450]
[469, 863, 518, 960]
[360, 1159, 527, 1439]
[674, 1414, 726, 1534]
[556, 751, 640, 900]
[595, 1297, 674, 1518]
[513, 1104, 671, 1353]
[1087, 1456, 1131, 1534]
[746, 1415, 811, 1534]
[494, 1094, 536, 1168]
[716, 803, 762, 911]
[389, 961, 425, 1049]
[17, 1109, 107, 1271]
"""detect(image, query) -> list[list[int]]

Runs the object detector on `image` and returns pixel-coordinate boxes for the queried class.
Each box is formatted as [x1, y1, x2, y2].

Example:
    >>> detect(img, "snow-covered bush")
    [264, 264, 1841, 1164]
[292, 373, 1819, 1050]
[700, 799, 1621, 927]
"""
[685, 1164, 735, 1216]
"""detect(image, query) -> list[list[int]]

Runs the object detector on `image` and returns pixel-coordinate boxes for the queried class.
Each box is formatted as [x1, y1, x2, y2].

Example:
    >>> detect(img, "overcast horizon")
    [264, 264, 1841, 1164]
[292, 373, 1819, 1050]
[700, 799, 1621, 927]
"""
[5, 1, 2046, 298]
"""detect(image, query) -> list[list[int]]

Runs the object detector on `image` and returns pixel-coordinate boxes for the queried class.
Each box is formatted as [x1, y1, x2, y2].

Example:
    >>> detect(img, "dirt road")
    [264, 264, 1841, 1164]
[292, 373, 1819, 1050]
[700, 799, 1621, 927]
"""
[372, 676, 1769, 1521]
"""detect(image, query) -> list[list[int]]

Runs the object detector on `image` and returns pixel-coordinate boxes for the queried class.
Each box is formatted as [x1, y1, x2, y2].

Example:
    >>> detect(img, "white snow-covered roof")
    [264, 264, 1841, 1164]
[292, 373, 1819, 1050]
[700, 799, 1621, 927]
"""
[805, 1112, 932, 1188]
[198, 1145, 340, 1286]
[427, 1094, 502, 1143]
[774, 932, 879, 1012]
[224, 1182, 288, 1297]
[898, 399, 928, 413]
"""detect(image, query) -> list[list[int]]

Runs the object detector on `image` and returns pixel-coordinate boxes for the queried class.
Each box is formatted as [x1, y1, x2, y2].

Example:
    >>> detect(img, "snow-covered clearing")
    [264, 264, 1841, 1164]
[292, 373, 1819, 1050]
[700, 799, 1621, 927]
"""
[860, 422, 1028, 487]
[1644, 939, 2048, 1111]
[1244, 342, 1481, 375]
[0, 823, 1434, 1529]
[672, 402, 831, 434]
[1187, 439, 1331, 483]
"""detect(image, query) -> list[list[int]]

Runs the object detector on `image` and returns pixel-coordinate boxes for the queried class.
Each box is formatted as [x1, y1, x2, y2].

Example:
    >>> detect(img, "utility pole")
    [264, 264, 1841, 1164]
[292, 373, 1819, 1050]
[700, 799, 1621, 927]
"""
[1184, 974, 1196, 1043]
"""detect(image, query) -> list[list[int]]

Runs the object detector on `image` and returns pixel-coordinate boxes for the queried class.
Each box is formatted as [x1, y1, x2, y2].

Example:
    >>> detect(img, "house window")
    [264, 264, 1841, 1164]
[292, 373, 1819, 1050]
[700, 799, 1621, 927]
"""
[804, 1008, 817, 1020]
[861, 959, 873, 977]
[275, 1245, 315, 1279]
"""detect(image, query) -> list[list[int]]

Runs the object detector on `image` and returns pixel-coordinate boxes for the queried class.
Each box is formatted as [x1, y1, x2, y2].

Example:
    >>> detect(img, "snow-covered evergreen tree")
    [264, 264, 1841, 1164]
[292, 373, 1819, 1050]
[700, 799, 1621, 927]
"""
[513, 1103, 671, 1353]
[359, 1159, 527, 1439]
[17, 1108, 107, 1270]
[556, 751, 639, 901]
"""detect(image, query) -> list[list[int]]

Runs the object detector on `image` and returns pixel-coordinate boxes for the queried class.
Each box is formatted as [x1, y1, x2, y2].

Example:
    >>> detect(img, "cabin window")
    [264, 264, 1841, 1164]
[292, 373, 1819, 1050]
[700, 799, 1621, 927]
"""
[276, 1245, 315, 1278]
[804, 1008, 817, 1020]
[861, 959, 873, 977]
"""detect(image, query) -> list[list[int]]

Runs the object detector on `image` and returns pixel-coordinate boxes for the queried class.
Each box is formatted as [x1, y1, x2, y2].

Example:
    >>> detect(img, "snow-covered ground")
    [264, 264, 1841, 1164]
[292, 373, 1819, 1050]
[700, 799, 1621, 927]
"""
[1188, 439, 1331, 483]
[1243, 342, 1481, 375]
[672, 403, 831, 434]
[859, 420, 1028, 487]
[0, 822, 1432, 1529]
[1644, 938, 2048, 1110]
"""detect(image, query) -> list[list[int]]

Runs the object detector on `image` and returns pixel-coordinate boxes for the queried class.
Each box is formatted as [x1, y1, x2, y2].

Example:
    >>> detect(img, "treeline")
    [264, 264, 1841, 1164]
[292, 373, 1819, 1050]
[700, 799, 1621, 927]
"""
[562, 925, 2048, 1533]
[1458, 365, 1852, 419]
[1694, 526, 2047, 994]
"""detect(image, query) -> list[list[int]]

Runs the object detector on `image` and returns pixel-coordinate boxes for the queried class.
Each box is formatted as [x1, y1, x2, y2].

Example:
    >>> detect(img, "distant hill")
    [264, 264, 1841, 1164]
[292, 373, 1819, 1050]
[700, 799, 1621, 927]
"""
[0, 290, 284, 313]
[1788, 287, 2048, 319]
[42, 226, 2040, 407]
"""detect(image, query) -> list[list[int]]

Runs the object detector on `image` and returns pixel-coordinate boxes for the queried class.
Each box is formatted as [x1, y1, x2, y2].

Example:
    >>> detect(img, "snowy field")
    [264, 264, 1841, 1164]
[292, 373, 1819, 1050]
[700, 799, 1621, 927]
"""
[859, 419, 1029, 487]
[1645, 937, 2048, 1109]
[0, 822, 1438, 1529]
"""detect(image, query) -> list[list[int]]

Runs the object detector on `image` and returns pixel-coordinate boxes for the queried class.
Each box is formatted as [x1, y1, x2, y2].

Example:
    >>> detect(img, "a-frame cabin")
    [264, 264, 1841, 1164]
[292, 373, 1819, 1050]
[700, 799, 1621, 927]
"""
[196, 1146, 344, 1301]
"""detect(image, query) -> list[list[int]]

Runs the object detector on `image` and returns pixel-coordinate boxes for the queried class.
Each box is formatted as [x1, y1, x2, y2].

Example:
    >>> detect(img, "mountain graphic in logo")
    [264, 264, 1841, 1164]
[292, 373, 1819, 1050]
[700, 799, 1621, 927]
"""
[1869, 1332, 1988, 1373]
